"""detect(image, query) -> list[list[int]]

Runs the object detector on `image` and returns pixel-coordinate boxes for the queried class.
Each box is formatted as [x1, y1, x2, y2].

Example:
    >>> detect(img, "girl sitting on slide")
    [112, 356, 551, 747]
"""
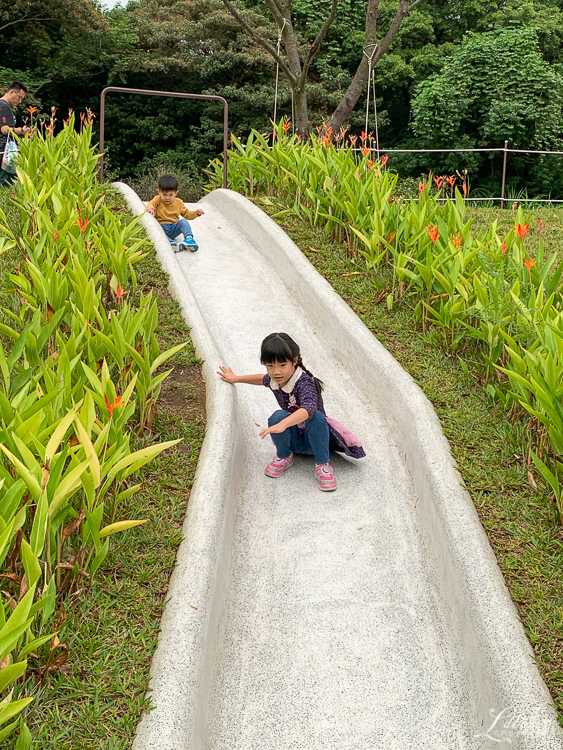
[217, 332, 365, 492]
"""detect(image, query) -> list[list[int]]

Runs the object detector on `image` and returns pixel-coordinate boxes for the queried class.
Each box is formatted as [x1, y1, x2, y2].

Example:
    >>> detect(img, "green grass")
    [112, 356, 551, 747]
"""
[0, 187, 206, 748]
[468, 204, 563, 258]
[256, 196, 563, 723]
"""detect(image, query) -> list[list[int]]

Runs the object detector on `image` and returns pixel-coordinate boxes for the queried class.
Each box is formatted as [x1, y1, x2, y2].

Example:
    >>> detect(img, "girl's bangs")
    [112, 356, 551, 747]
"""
[260, 334, 294, 365]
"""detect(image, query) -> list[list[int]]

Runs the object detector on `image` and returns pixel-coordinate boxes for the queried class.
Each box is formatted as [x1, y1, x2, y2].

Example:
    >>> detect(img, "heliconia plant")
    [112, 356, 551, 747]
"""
[209, 123, 563, 523]
[0, 115, 186, 744]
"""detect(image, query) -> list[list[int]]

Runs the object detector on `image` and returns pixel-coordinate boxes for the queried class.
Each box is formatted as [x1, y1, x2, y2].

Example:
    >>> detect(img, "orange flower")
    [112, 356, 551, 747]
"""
[52, 230, 59, 240]
[361, 145, 370, 157]
[229, 133, 234, 144]
[419, 180, 426, 195]
[76, 217, 88, 234]
[361, 131, 367, 145]
[514, 223, 529, 239]
[116, 284, 128, 303]
[427, 224, 439, 244]
[283, 119, 290, 135]
[447, 175, 456, 189]
[105, 394, 123, 417]
[381, 154, 388, 167]
[501, 240, 507, 256]
[28, 106, 38, 116]
[462, 180, 467, 198]
[537, 218, 542, 235]
[524, 258, 536, 273]
[433, 176, 443, 190]
[452, 235, 462, 248]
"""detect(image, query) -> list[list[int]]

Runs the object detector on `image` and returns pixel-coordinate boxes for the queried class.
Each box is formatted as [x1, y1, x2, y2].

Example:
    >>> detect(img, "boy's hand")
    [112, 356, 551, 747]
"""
[196, 208, 205, 216]
[217, 365, 237, 383]
[145, 207, 155, 215]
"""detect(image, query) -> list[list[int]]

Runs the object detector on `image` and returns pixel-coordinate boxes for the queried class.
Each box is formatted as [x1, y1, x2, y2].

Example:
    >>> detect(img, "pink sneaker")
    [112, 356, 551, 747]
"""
[315, 463, 337, 491]
[265, 454, 294, 478]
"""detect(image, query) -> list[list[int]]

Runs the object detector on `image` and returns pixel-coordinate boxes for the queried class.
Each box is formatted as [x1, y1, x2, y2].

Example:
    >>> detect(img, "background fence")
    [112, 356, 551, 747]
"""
[354, 141, 563, 207]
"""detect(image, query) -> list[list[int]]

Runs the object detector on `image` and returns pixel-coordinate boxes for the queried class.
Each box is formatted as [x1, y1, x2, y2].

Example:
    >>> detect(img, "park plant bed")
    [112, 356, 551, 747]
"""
[249, 193, 563, 724]
[0, 122, 205, 748]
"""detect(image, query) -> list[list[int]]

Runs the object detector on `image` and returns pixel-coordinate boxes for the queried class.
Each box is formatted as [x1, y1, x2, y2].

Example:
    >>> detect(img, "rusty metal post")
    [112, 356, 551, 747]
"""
[98, 86, 229, 188]
[500, 140, 508, 209]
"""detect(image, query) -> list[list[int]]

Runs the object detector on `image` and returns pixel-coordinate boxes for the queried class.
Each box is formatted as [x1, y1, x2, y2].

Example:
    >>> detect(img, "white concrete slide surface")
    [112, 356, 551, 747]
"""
[115, 183, 563, 750]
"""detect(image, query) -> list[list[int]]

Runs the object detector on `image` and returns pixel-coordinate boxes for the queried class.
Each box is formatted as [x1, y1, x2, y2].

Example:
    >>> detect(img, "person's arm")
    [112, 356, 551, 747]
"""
[145, 196, 158, 215]
[217, 366, 264, 385]
[0, 124, 29, 136]
[180, 206, 204, 220]
[259, 408, 309, 439]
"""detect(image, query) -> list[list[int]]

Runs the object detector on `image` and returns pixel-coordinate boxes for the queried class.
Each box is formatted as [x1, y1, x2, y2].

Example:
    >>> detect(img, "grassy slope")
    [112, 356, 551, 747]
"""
[0, 189, 206, 749]
[255, 196, 563, 723]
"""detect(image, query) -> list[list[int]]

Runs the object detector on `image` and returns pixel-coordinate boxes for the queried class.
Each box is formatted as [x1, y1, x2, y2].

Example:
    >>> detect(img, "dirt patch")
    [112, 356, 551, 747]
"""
[158, 365, 207, 421]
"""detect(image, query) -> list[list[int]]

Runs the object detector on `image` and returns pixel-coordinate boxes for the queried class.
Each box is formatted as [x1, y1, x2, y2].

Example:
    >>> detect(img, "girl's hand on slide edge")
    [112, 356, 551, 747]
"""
[217, 365, 237, 383]
[259, 424, 286, 439]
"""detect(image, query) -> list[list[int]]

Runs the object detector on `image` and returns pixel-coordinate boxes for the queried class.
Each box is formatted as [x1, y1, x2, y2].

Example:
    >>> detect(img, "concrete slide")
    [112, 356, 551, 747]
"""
[115, 183, 563, 750]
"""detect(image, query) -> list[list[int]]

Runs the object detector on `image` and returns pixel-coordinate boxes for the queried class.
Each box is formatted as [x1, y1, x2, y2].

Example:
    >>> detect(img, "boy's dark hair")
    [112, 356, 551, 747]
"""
[158, 174, 179, 191]
[7, 81, 28, 94]
[260, 332, 324, 395]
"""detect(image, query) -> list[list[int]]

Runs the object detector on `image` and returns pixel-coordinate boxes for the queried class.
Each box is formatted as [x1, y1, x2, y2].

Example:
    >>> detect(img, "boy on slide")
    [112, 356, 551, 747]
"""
[145, 174, 204, 252]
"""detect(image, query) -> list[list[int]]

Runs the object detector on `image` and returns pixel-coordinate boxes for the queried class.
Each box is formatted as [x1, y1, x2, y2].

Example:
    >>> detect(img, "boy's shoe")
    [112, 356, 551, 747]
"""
[184, 235, 199, 252]
[315, 463, 337, 491]
[265, 454, 294, 478]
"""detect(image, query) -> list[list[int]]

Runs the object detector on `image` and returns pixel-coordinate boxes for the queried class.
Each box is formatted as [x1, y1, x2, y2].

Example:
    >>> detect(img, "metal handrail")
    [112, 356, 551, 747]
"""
[98, 86, 229, 188]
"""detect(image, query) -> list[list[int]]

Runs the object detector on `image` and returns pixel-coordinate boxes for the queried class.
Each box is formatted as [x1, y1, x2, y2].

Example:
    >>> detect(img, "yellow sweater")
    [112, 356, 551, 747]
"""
[146, 196, 199, 224]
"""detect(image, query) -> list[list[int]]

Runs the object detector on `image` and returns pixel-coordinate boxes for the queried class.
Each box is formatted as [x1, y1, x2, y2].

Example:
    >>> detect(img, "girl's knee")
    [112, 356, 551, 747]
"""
[268, 409, 289, 427]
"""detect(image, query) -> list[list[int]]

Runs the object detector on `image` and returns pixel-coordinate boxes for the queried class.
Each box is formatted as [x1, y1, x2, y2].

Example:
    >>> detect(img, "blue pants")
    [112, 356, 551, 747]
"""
[268, 409, 330, 465]
[162, 218, 192, 240]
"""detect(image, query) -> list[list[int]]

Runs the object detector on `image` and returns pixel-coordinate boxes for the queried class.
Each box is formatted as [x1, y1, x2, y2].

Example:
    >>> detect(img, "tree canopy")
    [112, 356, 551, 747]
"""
[2, 0, 563, 194]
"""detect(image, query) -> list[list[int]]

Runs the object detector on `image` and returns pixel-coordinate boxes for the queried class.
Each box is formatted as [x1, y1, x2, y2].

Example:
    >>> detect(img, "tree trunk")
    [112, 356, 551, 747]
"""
[293, 83, 310, 138]
[325, 56, 371, 134]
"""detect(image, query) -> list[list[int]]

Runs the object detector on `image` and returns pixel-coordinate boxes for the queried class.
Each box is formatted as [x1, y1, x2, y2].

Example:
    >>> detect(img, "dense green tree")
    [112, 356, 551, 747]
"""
[218, 0, 427, 136]
[411, 27, 563, 150]
[0, 0, 106, 73]
[408, 27, 563, 194]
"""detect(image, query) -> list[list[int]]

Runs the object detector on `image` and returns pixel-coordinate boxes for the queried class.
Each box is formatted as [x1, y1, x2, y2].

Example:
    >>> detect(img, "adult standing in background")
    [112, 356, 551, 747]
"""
[0, 81, 30, 188]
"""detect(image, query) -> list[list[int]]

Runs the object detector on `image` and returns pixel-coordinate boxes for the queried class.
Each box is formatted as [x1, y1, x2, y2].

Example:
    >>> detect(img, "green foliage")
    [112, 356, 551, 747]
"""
[0, 120, 185, 743]
[412, 28, 563, 151]
[408, 27, 563, 193]
[5, 0, 563, 196]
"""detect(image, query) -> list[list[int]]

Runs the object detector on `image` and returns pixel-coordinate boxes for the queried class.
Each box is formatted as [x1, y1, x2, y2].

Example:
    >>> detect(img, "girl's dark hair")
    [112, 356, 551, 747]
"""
[260, 332, 324, 395]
